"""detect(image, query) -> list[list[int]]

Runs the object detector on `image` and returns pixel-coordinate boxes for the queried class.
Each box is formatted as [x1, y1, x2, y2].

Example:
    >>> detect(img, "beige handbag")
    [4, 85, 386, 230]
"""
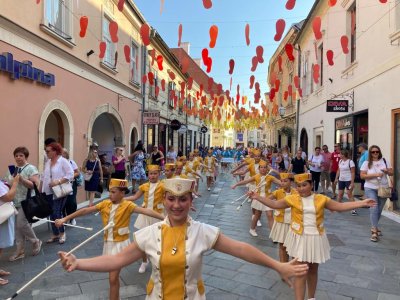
[0, 202, 17, 224]
[378, 186, 391, 198]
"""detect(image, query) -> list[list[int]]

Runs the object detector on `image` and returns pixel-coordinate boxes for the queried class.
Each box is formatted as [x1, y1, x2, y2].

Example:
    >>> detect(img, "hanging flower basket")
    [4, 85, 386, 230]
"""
[280, 126, 294, 137]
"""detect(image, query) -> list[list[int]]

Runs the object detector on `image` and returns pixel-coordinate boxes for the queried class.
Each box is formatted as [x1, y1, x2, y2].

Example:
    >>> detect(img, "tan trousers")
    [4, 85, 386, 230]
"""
[15, 207, 39, 250]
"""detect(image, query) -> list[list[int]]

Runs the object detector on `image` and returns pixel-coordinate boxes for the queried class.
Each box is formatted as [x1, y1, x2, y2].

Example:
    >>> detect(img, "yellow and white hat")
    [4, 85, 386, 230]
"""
[259, 160, 268, 167]
[165, 163, 176, 170]
[280, 173, 293, 180]
[148, 165, 160, 172]
[109, 178, 128, 189]
[252, 149, 261, 156]
[178, 155, 187, 161]
[164, 178, 195, 196]
[294, 173, 312, 183]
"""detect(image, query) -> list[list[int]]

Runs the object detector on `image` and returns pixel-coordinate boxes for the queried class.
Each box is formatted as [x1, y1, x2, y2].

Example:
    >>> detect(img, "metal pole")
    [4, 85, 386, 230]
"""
[141, 45, 147, 145]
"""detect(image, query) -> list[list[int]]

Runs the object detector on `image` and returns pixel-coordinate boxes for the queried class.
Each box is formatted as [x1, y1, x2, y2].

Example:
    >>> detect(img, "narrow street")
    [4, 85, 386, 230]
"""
[1, 174, 399, 300]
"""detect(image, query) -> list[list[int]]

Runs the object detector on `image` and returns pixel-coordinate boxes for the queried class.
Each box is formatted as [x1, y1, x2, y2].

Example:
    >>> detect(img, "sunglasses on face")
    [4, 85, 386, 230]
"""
[371, 151, 380, 154]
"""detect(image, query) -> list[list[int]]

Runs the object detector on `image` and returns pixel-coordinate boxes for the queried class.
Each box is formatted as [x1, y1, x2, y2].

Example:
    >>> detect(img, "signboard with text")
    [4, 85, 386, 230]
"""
[326, 100, 349, 112]
[143, 111, 160, 125]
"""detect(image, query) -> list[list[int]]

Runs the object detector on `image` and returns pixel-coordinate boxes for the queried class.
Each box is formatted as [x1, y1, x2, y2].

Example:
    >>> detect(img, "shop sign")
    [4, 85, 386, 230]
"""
[0, 52, 55, 86]
[143, 111, 160, 125]
[178, 124, 187, 133]
[200, 126, 208, 133]
[170, 119, 181, 130]
[237, 133, 244, 142]
[335, 117, 353, 130]
[326, 100, 348, 112]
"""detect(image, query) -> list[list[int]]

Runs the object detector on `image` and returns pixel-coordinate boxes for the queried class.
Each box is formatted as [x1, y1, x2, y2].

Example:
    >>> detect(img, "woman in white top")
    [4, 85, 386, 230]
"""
[308, 147, 324, 192]
[360, 145, 394, 242]
[165, 146, 177, 163]
[59, 178, 309, 300]
[334, 149, 356, 215]
[0, 176, 19, 285]
[41, 142, 74, 244]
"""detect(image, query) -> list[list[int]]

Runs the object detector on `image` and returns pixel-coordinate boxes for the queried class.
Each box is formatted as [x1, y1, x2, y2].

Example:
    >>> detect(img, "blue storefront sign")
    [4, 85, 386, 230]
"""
[0, 52, 55, 86]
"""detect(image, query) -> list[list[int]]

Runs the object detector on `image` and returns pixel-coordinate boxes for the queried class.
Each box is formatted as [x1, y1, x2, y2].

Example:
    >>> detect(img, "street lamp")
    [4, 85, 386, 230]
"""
[278, 105, 286, 118]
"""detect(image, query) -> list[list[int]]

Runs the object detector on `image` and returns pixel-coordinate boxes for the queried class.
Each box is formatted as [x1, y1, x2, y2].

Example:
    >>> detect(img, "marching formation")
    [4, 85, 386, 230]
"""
[0, 142, 395, 300]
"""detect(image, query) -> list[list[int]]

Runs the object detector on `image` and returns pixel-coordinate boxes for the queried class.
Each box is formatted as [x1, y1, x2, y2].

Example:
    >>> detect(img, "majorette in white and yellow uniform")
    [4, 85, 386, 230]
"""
[283, 173, 331, 264]
[95, 179, 137, 255]
[269, 173, 298, 243]
[133, 178, 220, 300]
[134, 165, 165, 230]
[203, 151, 216, 177]
[250, 160, 275, 212]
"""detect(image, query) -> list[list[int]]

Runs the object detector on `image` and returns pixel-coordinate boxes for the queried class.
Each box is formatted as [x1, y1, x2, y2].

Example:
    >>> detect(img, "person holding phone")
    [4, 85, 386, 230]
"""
[6, 147, 42, 261]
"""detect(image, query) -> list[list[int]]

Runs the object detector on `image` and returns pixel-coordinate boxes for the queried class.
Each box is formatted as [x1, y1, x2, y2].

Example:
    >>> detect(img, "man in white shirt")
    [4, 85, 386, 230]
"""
[308, 147, 324, 192]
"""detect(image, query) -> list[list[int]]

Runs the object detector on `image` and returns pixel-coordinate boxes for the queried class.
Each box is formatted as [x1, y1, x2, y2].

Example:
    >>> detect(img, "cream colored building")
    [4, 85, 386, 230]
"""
[295, 0, 400, 214]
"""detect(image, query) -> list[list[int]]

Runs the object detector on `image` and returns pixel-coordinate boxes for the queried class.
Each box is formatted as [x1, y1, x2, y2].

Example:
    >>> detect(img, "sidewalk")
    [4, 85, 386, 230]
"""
[1, 174, 399, 299]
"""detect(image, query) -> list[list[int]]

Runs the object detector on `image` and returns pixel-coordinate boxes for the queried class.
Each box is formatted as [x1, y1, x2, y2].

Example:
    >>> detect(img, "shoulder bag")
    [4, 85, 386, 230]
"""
[84, 159, 98, 181]
[21, 182, 53, 223]
[50, 165, 73, 198]
[0, 202, 17, 225]
[379, 158, 397, 200]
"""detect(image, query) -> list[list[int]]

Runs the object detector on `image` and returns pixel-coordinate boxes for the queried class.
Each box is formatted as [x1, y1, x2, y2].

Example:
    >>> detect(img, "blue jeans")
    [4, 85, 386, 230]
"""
[46, 195, 67, 235]
[364, 187, 386, 228]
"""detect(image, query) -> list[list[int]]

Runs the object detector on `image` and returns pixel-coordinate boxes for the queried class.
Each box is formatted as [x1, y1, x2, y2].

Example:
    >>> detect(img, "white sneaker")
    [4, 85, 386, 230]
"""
[257, 220, 262, 227]
[70, 219, 76, 226]
[249, 229, 258, 237]
[138, 262, 148, 273]
[247, 198, 251, 202]
[207, 187, 211, 191]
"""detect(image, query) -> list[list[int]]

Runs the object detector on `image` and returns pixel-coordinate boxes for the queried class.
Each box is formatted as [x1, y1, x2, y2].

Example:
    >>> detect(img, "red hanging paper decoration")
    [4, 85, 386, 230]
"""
[79, 16, 88, 38]
[160, 0, 165, 14]
[217, 83, 223, 95]
[187, 77, 193, 90]
[140, 24, 151, 46]
[249, 75, 255, 89]
[256, 46, 264, 63]
[157, 55, 164, 71]
[379, 0, 388, 3]
[278, 56, 283, 72]
[340, 35, 349, 54]
[245, 23, 250, 46]
[161, 79, 166, 91]
[178, 24, 183, 47]
[294, 76, 300, 89]
[285, 44, 295, 61]
[208, 77, 214, 93]
[269, 88, 276, 101]
[36, 0, 40, 3]
[148, 72, 154, 85]
[251, 56, 258, 72]
[328, 0, 337, 7]
[201, 48, 212, 73]
[109, 21, 119, 43]
[150, 49, 156, 66]
[288, 84, 293, 95]
[228, 59, 235, 75]
[99, 42, 106, 58]
[142, 75, 147, 84]
[254, 82, 261, 104]
[123, 45, 130, 63]
[285, 0, 296, 10]
[275, 79, 280, 92]
[209, 25, 218, 48]
[274, 19, 286, 42]
[284, 91, 289, 101]
[218, 95, 224, 106]
[312, 17, 322, 40]
[326, 50, 334, 66]
[155, 86, 160, 98]
[180, 82, 186, 100]
[168, 70, 176, 80]
[117, 0, 124, 12]
[203, 0, 212, 9]
[313, 64, 320, 84]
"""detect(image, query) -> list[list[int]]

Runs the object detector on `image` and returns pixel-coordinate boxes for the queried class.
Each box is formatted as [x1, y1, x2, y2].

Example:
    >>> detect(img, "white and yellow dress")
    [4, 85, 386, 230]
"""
[283, 194, 331, 264]
[203, 156, 216, 177]
[269, 188, 297, 243]
[134, 181, 164, 229]
[250, 174, 274, 212]
[95, 199, 137, 255]
[134, 217, 220, 300]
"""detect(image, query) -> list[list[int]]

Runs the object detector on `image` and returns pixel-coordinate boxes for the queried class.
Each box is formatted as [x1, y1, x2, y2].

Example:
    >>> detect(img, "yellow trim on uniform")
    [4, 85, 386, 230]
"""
[272, 188, 298, 223]
[139, 181, 165, 213]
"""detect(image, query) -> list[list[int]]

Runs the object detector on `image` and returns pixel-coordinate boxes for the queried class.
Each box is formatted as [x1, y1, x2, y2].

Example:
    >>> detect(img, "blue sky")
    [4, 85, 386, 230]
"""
[134, 0, 316, 105]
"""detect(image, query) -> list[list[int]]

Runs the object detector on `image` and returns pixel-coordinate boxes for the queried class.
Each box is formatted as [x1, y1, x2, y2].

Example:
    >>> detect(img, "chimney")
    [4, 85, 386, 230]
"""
[193, 58, 202, 67]
[180, 42, 190, 54]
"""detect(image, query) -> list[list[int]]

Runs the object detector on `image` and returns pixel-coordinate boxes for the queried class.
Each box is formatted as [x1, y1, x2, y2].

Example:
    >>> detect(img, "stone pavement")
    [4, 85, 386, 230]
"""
[1, 173, 400, 300]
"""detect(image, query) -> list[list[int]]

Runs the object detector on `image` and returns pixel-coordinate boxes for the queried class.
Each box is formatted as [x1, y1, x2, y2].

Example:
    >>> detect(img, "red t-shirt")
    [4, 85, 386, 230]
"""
[330, 151, 341, 172]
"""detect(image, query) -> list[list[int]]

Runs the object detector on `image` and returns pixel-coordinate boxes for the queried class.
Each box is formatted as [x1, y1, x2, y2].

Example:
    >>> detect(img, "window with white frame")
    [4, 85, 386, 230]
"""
[149, 70, 158, 99]
[168, 81, 176, 108]
[102, 15, 116, 68]
[130, 42, 140, 84]
[45, 0, 72, 39]
[348, 2, 357, 64]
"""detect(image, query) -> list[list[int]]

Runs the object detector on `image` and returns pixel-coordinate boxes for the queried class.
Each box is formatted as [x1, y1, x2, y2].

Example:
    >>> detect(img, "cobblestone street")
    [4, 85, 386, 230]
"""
[1, 174, 400, 300]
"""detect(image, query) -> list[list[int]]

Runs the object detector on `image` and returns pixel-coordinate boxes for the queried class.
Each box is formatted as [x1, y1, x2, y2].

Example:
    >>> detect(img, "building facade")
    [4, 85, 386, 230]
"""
[0, 0, 146, 172]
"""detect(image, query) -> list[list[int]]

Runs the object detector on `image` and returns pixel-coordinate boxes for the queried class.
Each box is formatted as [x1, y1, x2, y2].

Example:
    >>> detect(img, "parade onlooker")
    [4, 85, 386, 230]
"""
[334, 150, 357, 215]
[298, 147, 307, 160]
[42, 142, 74, 244]
[43, 137, 56, 170]
[308, 147, 324, 192]
[165, 146, 177, 163]
[62, 148, 80, 226]
[282, 146, 291, 171]
[329, 144, 341, 198]
[320, 145, 332, 194]
[360, 145, 393, 242]
[128, 144, 147, 193]
[288, 149, 307, 174]
[6, 147, 42, 261]
[150, 145, 164, 166]
[111, 147, 127, 179]
[83, 149, 103, 207]
[99, 154, 112, 190]
[0, 176, 19, 285]
[358, 143, 368, 199]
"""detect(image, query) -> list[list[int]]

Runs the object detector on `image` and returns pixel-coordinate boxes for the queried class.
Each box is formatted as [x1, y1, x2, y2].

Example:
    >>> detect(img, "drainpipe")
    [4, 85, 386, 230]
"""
[295, 44, 301, 150]
[141, 45, 147, 146]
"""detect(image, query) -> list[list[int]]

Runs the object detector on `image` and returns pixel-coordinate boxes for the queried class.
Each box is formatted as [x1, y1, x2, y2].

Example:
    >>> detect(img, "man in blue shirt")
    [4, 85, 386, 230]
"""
[357, 143, 368, 199]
